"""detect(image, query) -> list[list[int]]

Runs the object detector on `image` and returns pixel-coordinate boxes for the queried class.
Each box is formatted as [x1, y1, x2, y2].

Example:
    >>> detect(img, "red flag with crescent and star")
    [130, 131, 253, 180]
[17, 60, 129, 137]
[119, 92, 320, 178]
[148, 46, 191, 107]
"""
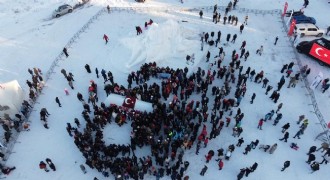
[288, 19, 296, 36]
[282, 2, 288, 17]
[122, 96, 137, 109]
[309, 43, 330, 65]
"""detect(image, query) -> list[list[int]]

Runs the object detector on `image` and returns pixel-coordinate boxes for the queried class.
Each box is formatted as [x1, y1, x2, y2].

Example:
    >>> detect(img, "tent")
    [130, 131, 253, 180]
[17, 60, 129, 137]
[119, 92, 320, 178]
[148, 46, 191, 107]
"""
[0, 80, 24, 118]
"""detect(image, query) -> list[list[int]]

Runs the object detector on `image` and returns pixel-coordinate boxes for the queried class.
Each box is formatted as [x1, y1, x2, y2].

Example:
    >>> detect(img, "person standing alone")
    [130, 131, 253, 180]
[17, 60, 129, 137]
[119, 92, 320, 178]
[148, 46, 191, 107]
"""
[103, 34, 109, 44]
[55, 97, 61, 107]
[281, 161, 290, 171]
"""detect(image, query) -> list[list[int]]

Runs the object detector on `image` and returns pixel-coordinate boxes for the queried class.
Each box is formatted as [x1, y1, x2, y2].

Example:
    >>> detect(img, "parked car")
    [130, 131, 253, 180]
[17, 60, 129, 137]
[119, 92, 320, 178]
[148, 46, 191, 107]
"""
[296, 38, 330, 66]
[294, 24, 324, 37]
[285, 10, 304, 17]
[52, 4, 73, 18]
[292, 15, 316, 25]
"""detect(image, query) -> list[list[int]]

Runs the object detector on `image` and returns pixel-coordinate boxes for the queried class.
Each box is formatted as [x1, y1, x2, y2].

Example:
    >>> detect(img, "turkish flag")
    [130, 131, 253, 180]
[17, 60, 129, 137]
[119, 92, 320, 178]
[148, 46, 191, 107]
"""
[122, 96, 137, 109]
[309, 43, 330, 65]
[282, 2, 288, 17]
[288, 19, 296, 36]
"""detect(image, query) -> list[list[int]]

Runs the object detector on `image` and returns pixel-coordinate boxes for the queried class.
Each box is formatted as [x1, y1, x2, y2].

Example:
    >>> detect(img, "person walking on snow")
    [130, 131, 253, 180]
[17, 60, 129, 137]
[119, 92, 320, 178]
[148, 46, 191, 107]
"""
[307, 146, 317, 155]
[206, 51, 211, 62]
[231, 34, 237, 43]
[200, 165, 208, 176]
[279, 132, 289, 142]
[243, 145, 252, 155]
[320, 154, 330, 164]
[281, 123, 290, 133]
[136, 26, 142, 35]
[39, 161, 49, 172]
[218, 159, 224, 170]
[281, 161, 290, 171]
[237, 168, 245, 180]
[95, 68, 99, 78]
[107, 5, 110, 13]
[236, 137, 244, 147]
[55, 97, 61, 107]
[269, 143, 278, 154]
[204, 137, 209, 148]
[103, 34, 109, 44]
[239, 24, 244, 33]
[306, 153, 316, 164]
[61, 69, 67, 79]
[46, 158, 56, 171]
[293, 129, 304, 139]
[243, 15, 248, 25]
[257, 119, 263, 130]
[264, 110, 275, 120]
[276, 103, 283, 113]
[85, 64, 91, 73]
[199, 10, 203, 19]
[250, 93, 256, 104]
[250, 162, 258, 172]
[274, 36, 279, 45]
[303, 0, 309, 8]
[63, 47, 69, 58]
[297, 115, 305, 124]
[256, 45, 263, 55]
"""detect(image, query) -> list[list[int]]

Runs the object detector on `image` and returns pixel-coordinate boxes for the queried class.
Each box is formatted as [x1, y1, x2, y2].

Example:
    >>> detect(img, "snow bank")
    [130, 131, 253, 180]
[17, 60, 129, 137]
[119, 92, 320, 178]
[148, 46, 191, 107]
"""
[121, 19, 200, 68]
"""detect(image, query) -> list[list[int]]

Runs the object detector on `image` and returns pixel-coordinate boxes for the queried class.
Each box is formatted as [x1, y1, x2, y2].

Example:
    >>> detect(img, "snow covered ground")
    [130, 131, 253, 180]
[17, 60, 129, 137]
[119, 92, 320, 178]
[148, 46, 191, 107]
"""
[1, 0, 330, 179]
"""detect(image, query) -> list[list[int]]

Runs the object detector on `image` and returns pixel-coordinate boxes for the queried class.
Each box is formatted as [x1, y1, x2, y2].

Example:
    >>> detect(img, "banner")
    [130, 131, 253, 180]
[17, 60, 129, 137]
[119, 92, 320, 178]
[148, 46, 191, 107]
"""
[310, 72, 323, 90]
[288, 19, 296, 36]
[309, 43, 330, 65]
[282, 2, 288, 17]
[122, 96, 137, 109]
[104, 94, 153, 112]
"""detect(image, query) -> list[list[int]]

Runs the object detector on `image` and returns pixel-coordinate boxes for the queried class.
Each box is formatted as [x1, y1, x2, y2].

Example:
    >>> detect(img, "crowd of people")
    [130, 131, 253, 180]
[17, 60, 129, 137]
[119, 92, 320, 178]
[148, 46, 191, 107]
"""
[1, 0, 330, 179]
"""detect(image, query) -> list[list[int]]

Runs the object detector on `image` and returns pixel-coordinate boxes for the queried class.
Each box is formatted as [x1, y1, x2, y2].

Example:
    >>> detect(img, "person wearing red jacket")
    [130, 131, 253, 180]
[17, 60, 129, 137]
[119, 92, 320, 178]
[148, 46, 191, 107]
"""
[1, 166, 16, 175]
[39, 161, 49, 172]
[103, 34, 109, 44]
[204, 137, 209, 148]
[218, 159, 224, 170]
[205, 153, 212, 163]
[205, 150, 215, 163]
[226, 117, 231, 127]
[257, 119, 264, 130]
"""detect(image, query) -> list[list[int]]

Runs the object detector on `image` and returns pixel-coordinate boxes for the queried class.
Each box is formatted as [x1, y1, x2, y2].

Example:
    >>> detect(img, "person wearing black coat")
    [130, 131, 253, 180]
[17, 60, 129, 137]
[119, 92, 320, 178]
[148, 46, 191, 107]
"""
[184, 161, 190, 171]
[245, 167, 251, 177]
[55, 97, 61, 107]
[243, 145, 251, 155]
[279, 132, 289, 142]
[281, 161, 290, 171]
[200, 165, 208, 176]
[77, 92, 84, 102]
[236, 137, 244, 147]
[239, 24, 244, 33]
[307, 146, 317, 155]
[63, 47, 69, 57]
[250, 162, 258, 172]
[281, 64, 288, 73]
[250, 93, 256, 104]
[306, 153, 316, 164]
[237, 168, 245, 180]
[85, 64, 91, 73]
[281, 123, 290, 133]
[46, 158, 56, 171]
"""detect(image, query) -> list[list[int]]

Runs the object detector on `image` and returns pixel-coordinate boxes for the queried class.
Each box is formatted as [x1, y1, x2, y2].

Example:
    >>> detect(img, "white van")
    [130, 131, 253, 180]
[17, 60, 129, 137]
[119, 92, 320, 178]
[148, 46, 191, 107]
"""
[294, 23, 324, 37]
